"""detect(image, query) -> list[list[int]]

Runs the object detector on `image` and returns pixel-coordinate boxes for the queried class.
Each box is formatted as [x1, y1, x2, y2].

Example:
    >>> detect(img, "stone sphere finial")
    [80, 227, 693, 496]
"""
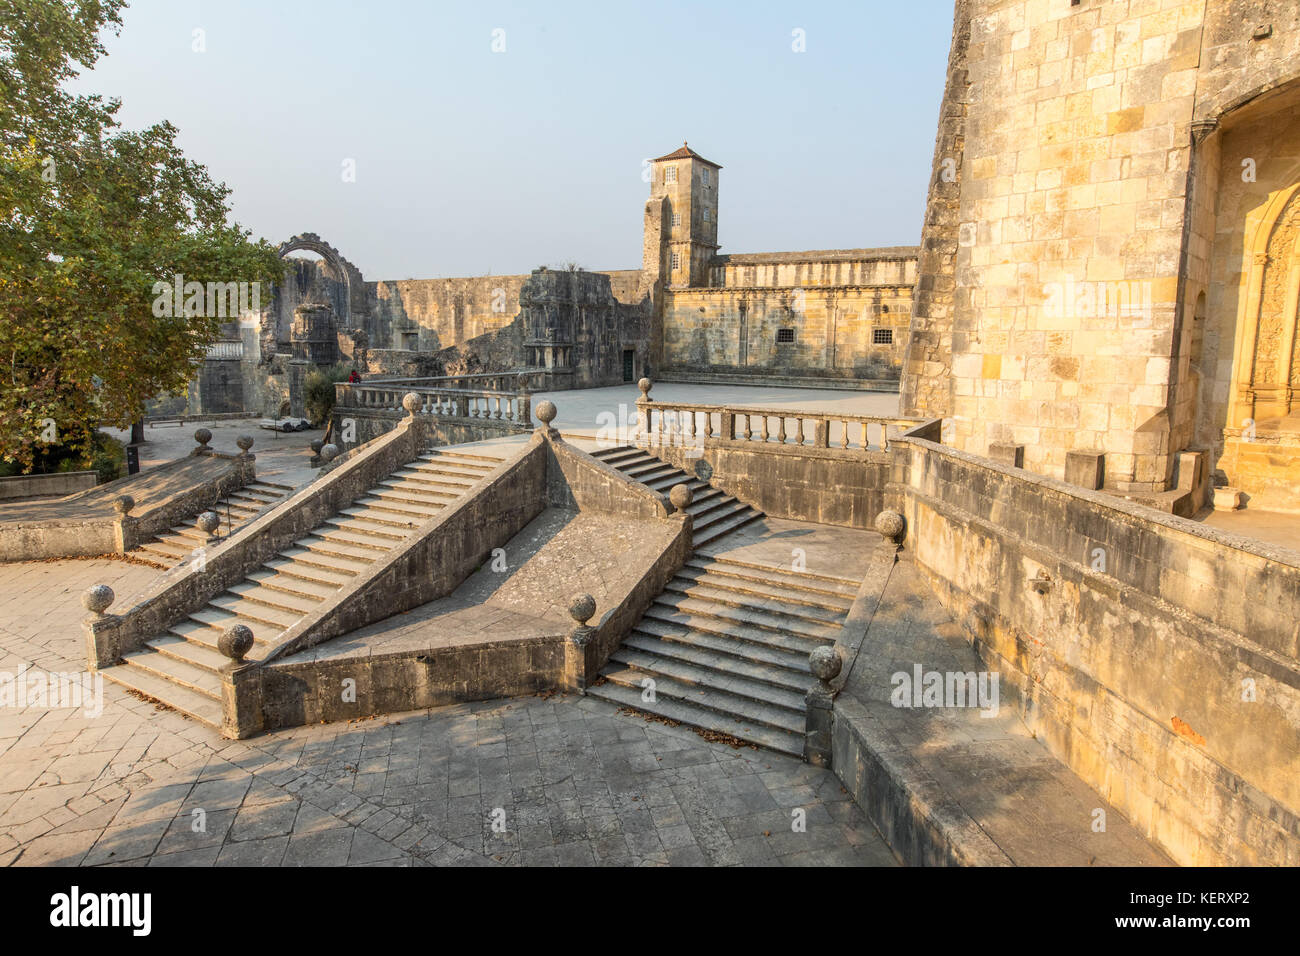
[218, 624, 255, 663]
[112, 494, 135, 516]
[197, 511, 221, 537]
[402, 392, 422, 415]
[637, 378, 652, 400]
[809, 646, 842, 684]
[567, 593, 596, 625]
[310, 438, 324, 454]
[82, 584, 114, 617]
[669, 483, 693, 512]
[235, 434, 254, 454]
[320, 443, 340, 462]
[194, 427, 212, 448]
[535, 400, 557, 426]
[874, 509, 905, 546]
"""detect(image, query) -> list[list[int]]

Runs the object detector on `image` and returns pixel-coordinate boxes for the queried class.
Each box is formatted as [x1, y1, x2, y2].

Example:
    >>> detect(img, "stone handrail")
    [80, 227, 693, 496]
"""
[634, 385, 921, 453]
[335, 382, 531, 427]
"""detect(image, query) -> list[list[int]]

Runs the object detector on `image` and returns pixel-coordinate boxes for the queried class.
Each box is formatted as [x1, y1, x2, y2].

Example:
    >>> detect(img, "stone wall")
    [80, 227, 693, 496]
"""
[889, 432, 1300, 866]
[902, 0, 1300, 498]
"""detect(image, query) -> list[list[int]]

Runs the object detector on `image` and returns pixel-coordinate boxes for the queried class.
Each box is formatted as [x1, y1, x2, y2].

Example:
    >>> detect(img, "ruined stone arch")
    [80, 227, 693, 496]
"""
[276, 233, 366, 329]
[1227, 183, 1300, 428]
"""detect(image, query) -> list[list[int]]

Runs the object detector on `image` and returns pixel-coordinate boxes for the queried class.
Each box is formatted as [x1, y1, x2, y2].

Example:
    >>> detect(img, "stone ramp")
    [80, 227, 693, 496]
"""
[0, 454, 224, 522]
[588, 516, 875, 757]
[836, 553, 1171, 867]
[100, 448, 505, 729]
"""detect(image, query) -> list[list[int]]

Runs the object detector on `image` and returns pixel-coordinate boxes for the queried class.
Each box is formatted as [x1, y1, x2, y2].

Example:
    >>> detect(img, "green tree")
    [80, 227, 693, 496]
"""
[0, 0, 282, 470]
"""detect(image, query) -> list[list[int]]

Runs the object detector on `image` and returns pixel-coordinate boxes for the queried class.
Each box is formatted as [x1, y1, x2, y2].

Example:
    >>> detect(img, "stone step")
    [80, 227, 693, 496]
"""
[686, 495, 744, 524]
[224, 493, 275, 511]
[599, 666, 803, 734]
[389, 469, 476, 491]
[664, 578, 849, 627]
[692, 506, 763, 548]
[169, 615, 280, 649]
[691, 553, 861, 593]
[411, 458, 495, 479]
[645, 601, 832, 653]
[120, 645, 223, 697]
[367, 485, 455, 507]
[200, 595, 298, 630]
[656, 591, 839, 641]
[291, 537, 382, 564]
[334, 506, 422, 531]
[244, 568, 343, 601]
[610, 647, 807, 712]
[623, 460, 680, 480]
[101, 665, 223, 730]
[139, 539, 192, 560]
[633, 619, 812, 675]
[148, 634, 237, 674]
[245, 480, 294, 495]
[351, 496, 443, 520]
[675, 566, 854, 613]
[376, 479, 461, 501]
[420, 450, 504, 466]
[225, 580, 323, 615]
[587, 678, 804, 758]
[310, 526, 400, 552]
[623, 631, 810, 691]
[684, 556, 860, 600]
[644, 474, 705, 492]
[322, 514, 413, 541]
[275, 546, 370, 576]
[261, 556, 356, 588]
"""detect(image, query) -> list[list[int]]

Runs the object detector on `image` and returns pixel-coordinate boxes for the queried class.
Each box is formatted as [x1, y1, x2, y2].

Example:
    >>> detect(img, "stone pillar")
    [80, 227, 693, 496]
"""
[81, 585, 119, 670]
[804, 646, 842, 767]
[565, 594, 597, 694]
[111, 496, 136, 553]
[1064, 450, 1105, 490]
[218, 625, 264, 739]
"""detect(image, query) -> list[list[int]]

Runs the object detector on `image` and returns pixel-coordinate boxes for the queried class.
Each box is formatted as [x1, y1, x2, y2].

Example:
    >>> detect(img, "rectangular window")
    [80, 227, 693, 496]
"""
[873, 328, 893, 345]
[665, 166, 677, 184]
[671, 252, 681, 270]
[776, 328, 795, 344]
[671, 212, 681, 227]
[702, 169, 710, 186]
[703, 208, 710, 223]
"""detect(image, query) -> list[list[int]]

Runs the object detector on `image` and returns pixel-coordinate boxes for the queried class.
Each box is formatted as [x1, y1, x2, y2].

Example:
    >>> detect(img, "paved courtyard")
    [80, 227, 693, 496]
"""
[0, 558, 896, 867]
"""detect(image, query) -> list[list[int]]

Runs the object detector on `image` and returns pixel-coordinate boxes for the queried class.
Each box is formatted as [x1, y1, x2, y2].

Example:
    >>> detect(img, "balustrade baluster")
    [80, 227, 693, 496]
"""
[778, 416, 787, 444]
[760, 416, 769, 442]
[743, 414, 752, 441]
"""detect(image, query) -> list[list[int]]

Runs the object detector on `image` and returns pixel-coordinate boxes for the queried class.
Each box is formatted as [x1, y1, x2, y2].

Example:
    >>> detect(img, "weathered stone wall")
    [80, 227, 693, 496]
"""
[662, 286, 911, 382]
[890, 433, 1300, 866]
[902, 0, 1300, 497]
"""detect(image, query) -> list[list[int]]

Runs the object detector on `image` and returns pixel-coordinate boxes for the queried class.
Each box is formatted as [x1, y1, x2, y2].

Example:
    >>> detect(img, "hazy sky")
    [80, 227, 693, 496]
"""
[72, 1, 955, 280]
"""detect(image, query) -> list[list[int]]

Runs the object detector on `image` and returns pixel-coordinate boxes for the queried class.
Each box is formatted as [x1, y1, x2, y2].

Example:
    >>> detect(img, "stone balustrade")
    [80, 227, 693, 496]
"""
[633, 380, 918, 453]
[335, 382, 531, 427]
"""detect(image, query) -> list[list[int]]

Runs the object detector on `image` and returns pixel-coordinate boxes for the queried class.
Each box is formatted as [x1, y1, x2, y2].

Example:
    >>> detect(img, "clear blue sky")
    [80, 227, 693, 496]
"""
[73, 0, 955, 280]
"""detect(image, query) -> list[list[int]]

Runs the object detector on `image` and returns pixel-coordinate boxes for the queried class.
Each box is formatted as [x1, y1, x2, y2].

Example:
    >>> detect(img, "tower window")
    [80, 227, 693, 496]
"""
[703, 208, 710, 223]
[665, 166, 677, 184]
[702, 169, 710, 186]
[671, 252, 681, 270]
[671, 213, 681, 227]
[873, 328, 893, 345]
[776, 328, 795, 344]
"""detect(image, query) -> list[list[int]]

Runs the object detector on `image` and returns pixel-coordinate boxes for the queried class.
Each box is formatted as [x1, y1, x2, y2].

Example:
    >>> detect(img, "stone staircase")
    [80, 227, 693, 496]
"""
[588, 553, 859, 756]
[131, 480, 295, 567]
[102, 449, 503, 729]
[590, 445, 762, 547]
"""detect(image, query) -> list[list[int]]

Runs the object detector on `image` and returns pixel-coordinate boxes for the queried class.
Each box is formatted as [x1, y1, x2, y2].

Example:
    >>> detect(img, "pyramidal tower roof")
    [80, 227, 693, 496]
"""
[652, 141, 722, 169]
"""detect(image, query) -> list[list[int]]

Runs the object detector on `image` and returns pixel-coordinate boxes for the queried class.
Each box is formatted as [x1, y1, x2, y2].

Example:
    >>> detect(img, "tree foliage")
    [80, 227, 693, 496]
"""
[0, 0, 282, 469]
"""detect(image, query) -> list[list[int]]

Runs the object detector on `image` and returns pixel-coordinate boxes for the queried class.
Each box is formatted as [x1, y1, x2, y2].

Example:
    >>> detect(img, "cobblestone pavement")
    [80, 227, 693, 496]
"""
[0, 559, 897, 867]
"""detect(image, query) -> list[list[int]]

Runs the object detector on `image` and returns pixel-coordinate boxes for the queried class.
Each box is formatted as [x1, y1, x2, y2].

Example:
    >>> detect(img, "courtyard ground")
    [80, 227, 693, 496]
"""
[0, 558, 896, 867]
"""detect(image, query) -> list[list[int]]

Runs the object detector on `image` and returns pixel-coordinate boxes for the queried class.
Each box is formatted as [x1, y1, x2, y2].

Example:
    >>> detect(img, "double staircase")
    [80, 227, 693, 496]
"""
[588, 553, 859, 756]
[131, 480, 294, 567]
[102, 449, 503, 729]
[590, 445, 762, 547]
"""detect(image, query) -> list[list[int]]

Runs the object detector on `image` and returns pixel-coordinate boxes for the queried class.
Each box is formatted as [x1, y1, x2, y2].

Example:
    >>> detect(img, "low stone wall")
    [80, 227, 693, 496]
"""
[0, 454, 252, 563]
[645, 440, 893, 530]
[0, 471, 97, 500]
[889, 435, 1300, 866]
